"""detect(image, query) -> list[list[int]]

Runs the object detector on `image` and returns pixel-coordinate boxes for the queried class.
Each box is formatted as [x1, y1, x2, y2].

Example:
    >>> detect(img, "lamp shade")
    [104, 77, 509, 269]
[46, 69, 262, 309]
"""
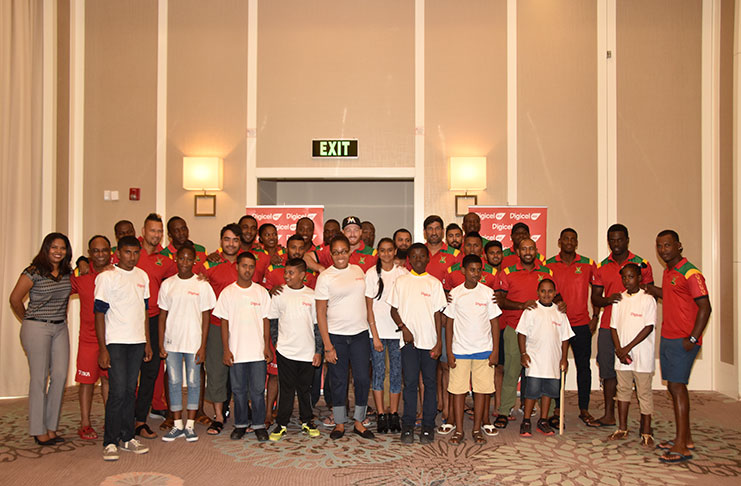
[183, 157, 223, 191]
[449, 156, 487, 191]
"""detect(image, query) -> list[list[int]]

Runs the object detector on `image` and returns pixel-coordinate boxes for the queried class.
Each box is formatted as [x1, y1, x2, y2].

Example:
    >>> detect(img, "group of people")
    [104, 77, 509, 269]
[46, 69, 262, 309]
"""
[9, 210, 710, 465]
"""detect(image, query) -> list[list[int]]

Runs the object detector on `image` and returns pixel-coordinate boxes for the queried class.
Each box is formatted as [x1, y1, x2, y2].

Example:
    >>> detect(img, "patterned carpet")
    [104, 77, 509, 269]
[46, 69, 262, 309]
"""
[1, 387, 739, 485]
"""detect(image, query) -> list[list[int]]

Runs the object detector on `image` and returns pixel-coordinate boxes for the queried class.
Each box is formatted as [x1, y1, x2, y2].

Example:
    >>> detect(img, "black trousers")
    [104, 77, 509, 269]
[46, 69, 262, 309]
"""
[134, 315, 161, 422]
[569, 324, 593, 411]
[276, 352, 314, 426]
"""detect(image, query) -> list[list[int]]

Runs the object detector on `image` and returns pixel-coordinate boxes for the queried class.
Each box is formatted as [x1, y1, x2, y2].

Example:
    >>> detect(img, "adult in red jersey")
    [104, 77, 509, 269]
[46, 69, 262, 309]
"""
[393, 228, 413, 252]
[311, 216, 377, 272]
[361, 221, 376, 248]
[652, 230, 711, 463]
[590, 223, 653, 428]
[423, 215, 459, 283]
[546, 228, 599, 426]
[296, 217, 321, 254]
[462, 213, 490, 248]
[206, 215, 258, 264]
[71, 235, 112, 440]
[160, 216, 208, 274]
[114, 220, 136, 247]
[252, 223, 283, 284]
[202, 223, 242, 435]
[443, 232, 499, 291]
[264, 234, 318, 292]
[323, 219, 341, 246]
[501, 223, 546, 269]
[133, 213, 176, 439]
[494, 238, 554, 429]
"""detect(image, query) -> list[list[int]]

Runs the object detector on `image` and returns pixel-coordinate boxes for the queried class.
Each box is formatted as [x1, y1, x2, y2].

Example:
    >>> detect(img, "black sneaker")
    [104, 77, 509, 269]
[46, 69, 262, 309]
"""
[537, 419, 555, 436]
[149, 409, 167, 420]
[419, 427, 435, 444]
[389, 412, 401, 433]
[254, 428, 269, 441]
[377, 413, 389, 434]
[400, 426, 415, 444]
[520, 420, 532, 437]
[230, 427, 247, 440]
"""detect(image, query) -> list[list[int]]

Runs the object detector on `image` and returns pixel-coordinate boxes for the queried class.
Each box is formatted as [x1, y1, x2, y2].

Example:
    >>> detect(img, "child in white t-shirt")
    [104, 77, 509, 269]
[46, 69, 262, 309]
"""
[366, 238, 408, 435]
[157, 245, 216, 443]
[94, 236, 152, 460]
[444, 255, 502, 444]
[516, 278, 574, 437]
[389, 243, 447, 445]
[267, 258, 322, 441]
[608, 263, 656, 447]
[212, 252, 272, 442]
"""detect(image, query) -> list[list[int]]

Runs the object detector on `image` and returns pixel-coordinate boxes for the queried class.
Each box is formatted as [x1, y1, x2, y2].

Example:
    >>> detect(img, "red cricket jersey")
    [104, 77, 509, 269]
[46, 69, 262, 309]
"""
[546, 253, 596, 327]
[443, 257, 499, 291]
[661, 258, 709, 344]
[499, 261, 554, 330]
[71, 266, 101, 344]
[136, 244, 177, 317]
[592, 251, 654, 329]
[501, 247, 546, 269]
[425, 243, 460, 283]
[204, 256, 238, 326]
[160, 241, 208, 274]
[263, 263, 317, 290]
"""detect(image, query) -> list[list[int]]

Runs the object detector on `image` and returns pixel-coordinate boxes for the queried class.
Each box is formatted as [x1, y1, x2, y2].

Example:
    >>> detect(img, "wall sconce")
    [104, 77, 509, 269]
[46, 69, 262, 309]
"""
[183, 156, 223, 216]
[450, 156, 486, 216]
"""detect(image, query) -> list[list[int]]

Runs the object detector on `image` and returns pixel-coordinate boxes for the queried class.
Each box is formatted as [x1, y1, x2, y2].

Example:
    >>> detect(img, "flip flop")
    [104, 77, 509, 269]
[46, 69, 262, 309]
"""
[659, 452, 693, 464]
[77, 426, 98, 440]
[207, 421, 223, 435]
[657, 440, 695, 451]
[481, 424, 499, 437]
[586, 418, 616, 428]
[437, 423, 456, 435]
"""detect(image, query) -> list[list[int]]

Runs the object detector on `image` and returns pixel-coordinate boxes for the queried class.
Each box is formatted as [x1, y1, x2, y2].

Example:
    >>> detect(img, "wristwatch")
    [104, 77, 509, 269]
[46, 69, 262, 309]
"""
[688, 336, 698, 344]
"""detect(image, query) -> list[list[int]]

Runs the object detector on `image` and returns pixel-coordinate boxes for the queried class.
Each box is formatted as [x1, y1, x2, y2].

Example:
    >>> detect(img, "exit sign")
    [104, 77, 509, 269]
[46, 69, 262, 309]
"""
[312, 139, 358, 158]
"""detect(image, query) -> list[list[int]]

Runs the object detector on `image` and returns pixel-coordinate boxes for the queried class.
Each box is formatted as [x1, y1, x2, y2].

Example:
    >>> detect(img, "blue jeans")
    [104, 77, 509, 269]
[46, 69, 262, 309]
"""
[370, 338, 402, 394]
[230, 361, 266, 429]
[104, 343, 145, 446]
[401, 344, 438, 429]
[328, 331, 370, 424]
[166, 352, 200, 412]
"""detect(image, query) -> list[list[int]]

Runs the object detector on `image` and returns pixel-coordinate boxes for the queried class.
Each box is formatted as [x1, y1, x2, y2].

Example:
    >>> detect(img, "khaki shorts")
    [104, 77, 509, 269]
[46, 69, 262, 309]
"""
[448, 358, 495, 395]
[615, 369, 654, 415]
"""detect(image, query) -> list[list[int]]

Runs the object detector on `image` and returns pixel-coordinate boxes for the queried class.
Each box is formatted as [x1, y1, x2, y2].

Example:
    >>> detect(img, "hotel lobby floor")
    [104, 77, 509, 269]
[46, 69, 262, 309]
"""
[1, 387, 740, 486]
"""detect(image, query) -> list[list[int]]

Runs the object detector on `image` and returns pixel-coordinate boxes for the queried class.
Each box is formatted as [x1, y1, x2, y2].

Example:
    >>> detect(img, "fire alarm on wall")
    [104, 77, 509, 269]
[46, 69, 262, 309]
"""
[129, 188, 141, 201]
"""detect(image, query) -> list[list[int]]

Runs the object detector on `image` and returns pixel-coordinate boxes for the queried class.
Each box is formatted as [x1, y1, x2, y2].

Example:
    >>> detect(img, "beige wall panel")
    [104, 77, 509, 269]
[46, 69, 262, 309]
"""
[518, 0, 598, 259]
[257, 0, 414, 168]
[167, 0, 248, 252]
[425, 0, 507, 227]
[56, 0, 69, 235]
[83, 1, 158, 240]
[719, 0, 734, 364]
[616, 1, 702, 291]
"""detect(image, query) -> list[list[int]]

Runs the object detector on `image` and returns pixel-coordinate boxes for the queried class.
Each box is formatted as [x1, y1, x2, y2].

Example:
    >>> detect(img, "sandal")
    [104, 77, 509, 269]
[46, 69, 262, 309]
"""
[607, 429, 629, 440]
[437, 423, 456, 435]
[493, 414, 509, 429]
[481, 424, 499, 437]
[449, 431, 465, 444]
[579, 412, 597, 426]
[548, 416, 561, 430]
[472, 430, 486, 444]
[135, 423, 157, 439]
[77, 426, 98, 440]
[657, 440, 695, 451]
[195, 414, 212, 426]
[587, 418, 616, 428]
[207, 421, 224, 435]
[640, 434, 655, 448]
[659, 451, 693, 464]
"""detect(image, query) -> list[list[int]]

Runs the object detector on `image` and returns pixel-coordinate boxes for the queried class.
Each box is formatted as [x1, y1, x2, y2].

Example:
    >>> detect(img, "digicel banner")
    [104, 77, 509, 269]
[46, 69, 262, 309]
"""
[246, 206, 324, 247]
[469, 206, 548, 255]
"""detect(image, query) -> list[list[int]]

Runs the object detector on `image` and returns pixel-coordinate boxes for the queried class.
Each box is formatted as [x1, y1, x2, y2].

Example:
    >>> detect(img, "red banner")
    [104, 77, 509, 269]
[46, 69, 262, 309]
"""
[469, 206, 548, 255]
[246, 206, 324, 247]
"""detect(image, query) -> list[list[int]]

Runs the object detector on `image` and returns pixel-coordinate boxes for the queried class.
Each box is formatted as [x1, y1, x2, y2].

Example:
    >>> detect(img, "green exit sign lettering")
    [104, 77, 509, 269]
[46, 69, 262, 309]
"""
[312, 139, 358, 158]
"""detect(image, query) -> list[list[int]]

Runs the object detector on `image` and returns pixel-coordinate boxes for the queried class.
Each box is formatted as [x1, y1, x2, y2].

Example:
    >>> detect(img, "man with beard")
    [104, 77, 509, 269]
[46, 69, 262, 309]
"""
[423, 215, 459, 283]
[445, 223, 463, 251]
[501, 223, 546, 269]
[311, 217, 377, 272]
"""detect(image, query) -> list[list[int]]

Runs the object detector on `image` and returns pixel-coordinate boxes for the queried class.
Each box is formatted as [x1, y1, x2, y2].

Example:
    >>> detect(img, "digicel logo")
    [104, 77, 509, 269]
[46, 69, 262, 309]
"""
[531, 213, 541, 221]
[495, 235, 506, 242]
[532, 235, 541, 242]
[308, 213, 316, 219]
[495, 213, 505, 220]
[272, 213, 282, 221]
[290, 224, 296, 231]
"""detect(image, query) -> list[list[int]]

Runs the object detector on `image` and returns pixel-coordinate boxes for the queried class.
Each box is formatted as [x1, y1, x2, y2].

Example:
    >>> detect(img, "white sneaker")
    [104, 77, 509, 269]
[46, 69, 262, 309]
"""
[121, 438, 149, 454]
[103, 444, 119, 461]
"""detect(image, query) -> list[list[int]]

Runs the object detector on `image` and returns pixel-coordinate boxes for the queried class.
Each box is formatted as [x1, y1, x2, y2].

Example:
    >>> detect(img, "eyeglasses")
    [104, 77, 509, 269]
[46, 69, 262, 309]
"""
[331, 249, 350, 256]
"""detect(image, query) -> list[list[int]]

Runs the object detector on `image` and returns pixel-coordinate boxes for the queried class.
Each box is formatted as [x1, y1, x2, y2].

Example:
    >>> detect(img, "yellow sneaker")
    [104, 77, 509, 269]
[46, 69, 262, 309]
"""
[302, 421, 320, 438]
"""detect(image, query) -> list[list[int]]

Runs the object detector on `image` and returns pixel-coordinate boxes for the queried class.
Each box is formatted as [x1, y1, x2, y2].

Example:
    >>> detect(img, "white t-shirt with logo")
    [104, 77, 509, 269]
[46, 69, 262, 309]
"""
[212, 282, 271, 363]
[387, 272, 447, 350]
[516, 302, 575, 379]
[610, 289, 656, 373]
[365, 265, 409, 339]
[314, 264, 368, 335]
[94, 266, 150, 345]
[444, 282, 502, 355]
[267, 285, 317, 362]
[158, 274, 216, 354]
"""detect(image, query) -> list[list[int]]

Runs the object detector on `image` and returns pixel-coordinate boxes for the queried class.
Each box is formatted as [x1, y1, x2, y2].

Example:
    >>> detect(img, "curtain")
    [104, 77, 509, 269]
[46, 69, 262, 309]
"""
[0, 0, 44, 397]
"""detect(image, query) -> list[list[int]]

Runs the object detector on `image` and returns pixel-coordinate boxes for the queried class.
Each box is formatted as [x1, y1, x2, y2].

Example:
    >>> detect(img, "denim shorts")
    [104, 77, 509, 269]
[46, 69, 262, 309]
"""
[370, 338, 402, 394]
[660, 337, 700, 384]
[523, 376, 560, 400]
